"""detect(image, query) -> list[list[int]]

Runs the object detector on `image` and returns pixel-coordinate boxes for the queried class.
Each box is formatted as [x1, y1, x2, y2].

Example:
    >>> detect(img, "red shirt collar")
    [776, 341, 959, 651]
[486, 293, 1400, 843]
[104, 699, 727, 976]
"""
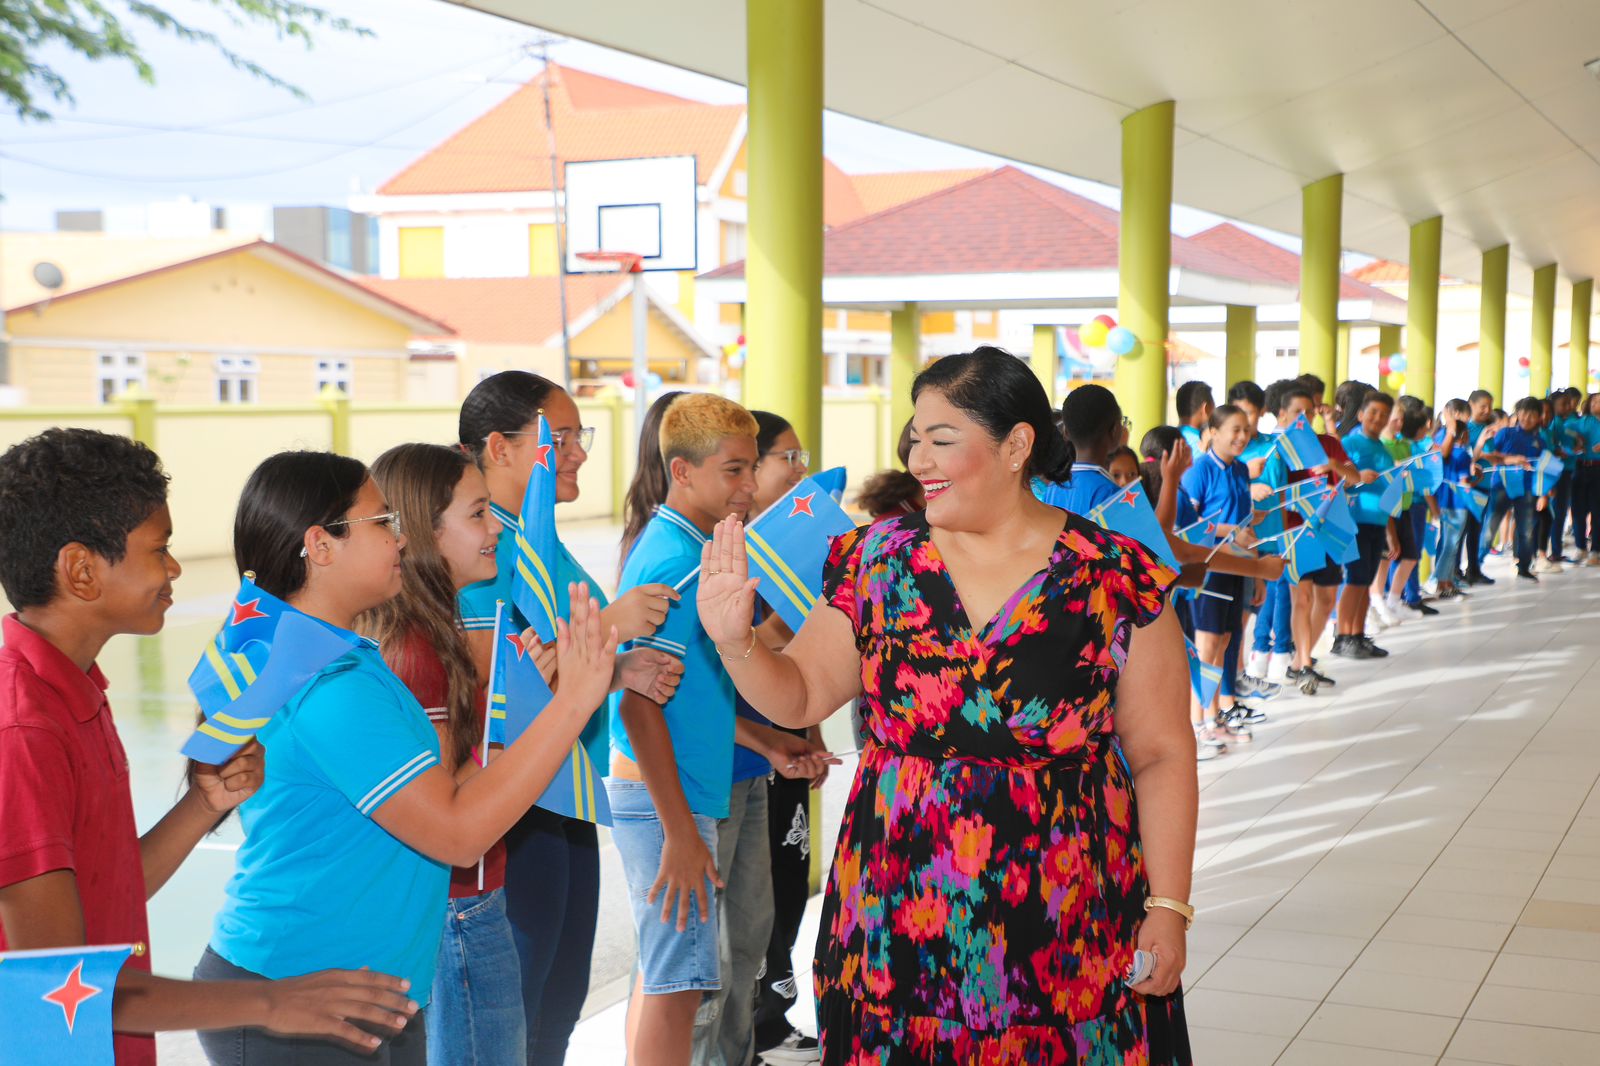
[2, 613, 110, 723]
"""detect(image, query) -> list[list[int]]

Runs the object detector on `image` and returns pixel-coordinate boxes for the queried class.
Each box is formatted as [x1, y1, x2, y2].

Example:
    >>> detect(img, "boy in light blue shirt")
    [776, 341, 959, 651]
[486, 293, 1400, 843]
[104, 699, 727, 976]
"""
[1479, 396, 1544, 579]
[1335, 389, 1395, 659]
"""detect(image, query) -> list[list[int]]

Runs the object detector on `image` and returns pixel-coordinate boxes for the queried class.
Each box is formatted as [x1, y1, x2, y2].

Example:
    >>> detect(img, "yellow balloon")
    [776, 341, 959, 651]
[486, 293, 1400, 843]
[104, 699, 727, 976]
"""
[1079, 321, 1109, 348]
[1387, 372, 1406, 391]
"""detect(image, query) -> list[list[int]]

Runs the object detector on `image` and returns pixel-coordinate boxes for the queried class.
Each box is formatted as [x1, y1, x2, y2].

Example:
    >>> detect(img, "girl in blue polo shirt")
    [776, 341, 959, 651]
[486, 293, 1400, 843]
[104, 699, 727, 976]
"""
[1431, 399, 1477, 601]
[195, 451, 617, 1066]
[1178, 403, 1260, 754]
[1479, 396, 1545, 580]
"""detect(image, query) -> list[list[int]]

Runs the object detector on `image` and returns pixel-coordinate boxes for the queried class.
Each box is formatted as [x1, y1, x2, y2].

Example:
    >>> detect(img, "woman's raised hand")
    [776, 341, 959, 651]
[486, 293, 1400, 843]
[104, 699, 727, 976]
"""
[696, 517, 760, 648]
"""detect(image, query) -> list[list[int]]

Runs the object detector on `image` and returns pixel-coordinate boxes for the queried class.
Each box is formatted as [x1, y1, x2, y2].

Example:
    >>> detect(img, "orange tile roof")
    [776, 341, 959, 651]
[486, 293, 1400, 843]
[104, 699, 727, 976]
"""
[1187, 223, 1401, 303]
[823, 159, 869, 228]
[849, 169, 993, 216]
[378, 63, 745, 196]
[1349, 259, 1411, 284]
[356, 274, 630, 344]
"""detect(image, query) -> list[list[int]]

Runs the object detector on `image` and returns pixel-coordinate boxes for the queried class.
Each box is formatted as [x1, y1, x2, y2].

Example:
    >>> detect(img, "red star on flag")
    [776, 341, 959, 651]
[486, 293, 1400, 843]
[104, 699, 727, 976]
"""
[43, 960, 101, 1033]
[532, 444, 554, 470]
[1121, 489, 1140, 506]
[230, 598, 269, 626]
[505, 632, 528, 661]
[789, 492, 815, 518]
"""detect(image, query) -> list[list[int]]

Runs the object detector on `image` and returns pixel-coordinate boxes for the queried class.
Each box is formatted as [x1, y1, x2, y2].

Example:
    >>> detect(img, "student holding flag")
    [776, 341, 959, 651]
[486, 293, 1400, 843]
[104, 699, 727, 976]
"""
[1337, 390, 1398, 658]
[1431, 400, 1478, 601]
[1477, 397, 1545, 581]
[696, 347, 1196, 1063]
[457, 371, 684, 1063]
[192, 451, 617, 1066]
[0, 431, 421, 1066]
[1573, 391, 1600, 565]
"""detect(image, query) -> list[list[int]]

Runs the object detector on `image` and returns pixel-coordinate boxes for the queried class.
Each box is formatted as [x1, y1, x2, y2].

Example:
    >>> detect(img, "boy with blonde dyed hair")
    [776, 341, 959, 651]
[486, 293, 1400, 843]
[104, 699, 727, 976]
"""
[607, 393, 760, 1066]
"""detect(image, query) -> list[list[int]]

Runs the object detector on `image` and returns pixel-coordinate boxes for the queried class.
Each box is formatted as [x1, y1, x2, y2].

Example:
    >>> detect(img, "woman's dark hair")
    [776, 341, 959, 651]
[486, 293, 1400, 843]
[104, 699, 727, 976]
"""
[752, 410, 794, 458]
[1059, 383, 1121, 449]
[910, 346, 1072, 482]
[854, 469, 925, 520]
[235, 451, 367, 599]
[619, 390, 687, 570]
[1334, 379, 1374, 435]
[1227, 380, 1265, 411]
[0, 428, 169, 610]
[459, 371, 562, 460]
[359, 444, 482, 771]
[1139, 425, 1183, 463]
[896, 418, 914, 468]
[1399, 404, 1430, 439]
[1209, 403, 1246, 431]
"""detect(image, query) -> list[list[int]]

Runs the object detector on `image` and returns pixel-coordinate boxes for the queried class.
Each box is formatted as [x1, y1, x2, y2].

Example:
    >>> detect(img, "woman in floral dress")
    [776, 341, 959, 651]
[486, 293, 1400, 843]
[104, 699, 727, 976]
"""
[699, 348, 1196, 1064]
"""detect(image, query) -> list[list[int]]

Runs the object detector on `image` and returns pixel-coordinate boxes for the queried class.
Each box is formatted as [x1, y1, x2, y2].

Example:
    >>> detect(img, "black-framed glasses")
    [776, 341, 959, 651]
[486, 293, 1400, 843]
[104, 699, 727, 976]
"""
[299, 511, 402, 557]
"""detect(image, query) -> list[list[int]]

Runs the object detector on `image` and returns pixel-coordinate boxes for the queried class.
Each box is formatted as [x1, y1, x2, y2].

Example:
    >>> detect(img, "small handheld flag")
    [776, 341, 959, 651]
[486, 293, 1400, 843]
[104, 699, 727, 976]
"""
[1286, 526, 1329, 583]
[812, 466, 848, 503]
[1490, 465, 1528, 499]
[1183, 636, 1223, 710]
[1086, 482, 1181, 572]
[0, 943, 135, 1065]
[1277, 413, 1329, 471]
[486, 602, 610, 826]
[744, 475, 857, 633]
[182, 573, 361, 763]
[1412, 449, 1444, 494]
[1174, 511, 1223, 548]
[1375, 469, 1409, 516]
[1533, 451, 1565, 497]
[511, 415, 561, 643]
[1312, 489, 1358, 559]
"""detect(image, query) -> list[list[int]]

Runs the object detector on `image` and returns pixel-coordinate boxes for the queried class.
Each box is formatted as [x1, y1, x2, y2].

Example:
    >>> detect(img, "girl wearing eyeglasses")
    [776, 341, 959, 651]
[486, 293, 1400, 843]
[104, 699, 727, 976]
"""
[194, 450, 617, 1066]
[457, 371, 685, 1063]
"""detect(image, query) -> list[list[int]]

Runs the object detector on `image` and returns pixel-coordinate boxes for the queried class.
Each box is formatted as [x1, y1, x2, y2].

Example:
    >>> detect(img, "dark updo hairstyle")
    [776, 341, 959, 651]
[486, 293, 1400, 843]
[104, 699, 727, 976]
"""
[1333, 379, 1374, 436]
[911, 346, 1073, 483]
[854, 469, 925, 520]
[1139, 425, 1183, 463]
[234, 451, 367, 599]
[753, 410, 794, 459]
[619, 389, 687, 570]
[458, 370, 562, 461]
[1059, 383, 1121, 449]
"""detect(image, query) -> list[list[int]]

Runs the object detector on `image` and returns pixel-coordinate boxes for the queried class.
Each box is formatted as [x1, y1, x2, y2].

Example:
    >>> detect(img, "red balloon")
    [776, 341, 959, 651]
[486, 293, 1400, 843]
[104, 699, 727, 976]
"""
[1518, 357, 1531, 368]
[736, 334, 746, 345]
[622, 372, 637, 387]
[1378, 358, 1391, 376]
[1093, 314, 1117, 330]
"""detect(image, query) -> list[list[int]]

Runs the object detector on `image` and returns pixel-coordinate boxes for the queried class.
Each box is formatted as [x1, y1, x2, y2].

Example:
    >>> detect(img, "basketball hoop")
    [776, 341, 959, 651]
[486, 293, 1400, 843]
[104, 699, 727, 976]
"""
[575, 251, 644, 274]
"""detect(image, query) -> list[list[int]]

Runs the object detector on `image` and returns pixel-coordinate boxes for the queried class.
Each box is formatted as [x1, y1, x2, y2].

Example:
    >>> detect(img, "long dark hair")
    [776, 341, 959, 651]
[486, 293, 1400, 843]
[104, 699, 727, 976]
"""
[459, 371, 562, 461]
[911, 347, 1073, 481]
[753, 410, 793, 458]
[619, 390, 686, 571]
[1333, 379, 1373, 436]
[360, 444, 481, 771]
[234, 451, 367, 599]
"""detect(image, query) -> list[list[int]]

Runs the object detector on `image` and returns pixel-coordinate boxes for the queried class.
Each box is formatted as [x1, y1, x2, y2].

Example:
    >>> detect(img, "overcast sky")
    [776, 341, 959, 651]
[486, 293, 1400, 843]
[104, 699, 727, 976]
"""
[0, 0, 1255, 242]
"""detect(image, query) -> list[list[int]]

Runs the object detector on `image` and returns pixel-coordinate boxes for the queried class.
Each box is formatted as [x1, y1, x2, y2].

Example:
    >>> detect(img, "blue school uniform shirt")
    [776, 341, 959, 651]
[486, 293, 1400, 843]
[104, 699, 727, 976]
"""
[610, 505, 735, 819]
[1063, 462, 1122, 516]
[1433, 428, 1475, 511]
[1180, 425, 1203, 451]
[1241, 430, 1277, 470]
[458, 502, 610, 775]
[1491, 426, 1543, 463]
[1575, 414, 1600, 459]
[211, 638, 448, 1003]
[1466, 420, 1491, 447]
[1341, 429, 1396, 526]
[1177, 449, 1250, 529]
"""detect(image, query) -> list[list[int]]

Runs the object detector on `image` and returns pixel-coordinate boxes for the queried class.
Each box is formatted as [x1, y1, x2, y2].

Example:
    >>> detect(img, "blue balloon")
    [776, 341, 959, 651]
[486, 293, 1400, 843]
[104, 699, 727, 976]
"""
[1390, 355, 1406, 372]
[645, 371, 664, 389]
[1106, 327, 1139, 356]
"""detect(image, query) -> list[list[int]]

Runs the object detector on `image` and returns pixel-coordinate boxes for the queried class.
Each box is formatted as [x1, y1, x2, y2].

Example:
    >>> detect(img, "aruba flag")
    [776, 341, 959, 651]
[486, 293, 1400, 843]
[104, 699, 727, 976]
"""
[182, 573, 361, 763]
[1375, 469, 1409, 516]
[1492, 466, 1528, 500]
[813, 466, 847, 503]
[1413, 449, 1445, 495]
[1174, 511, 1222, 548]
[1277, 413, 1329, 471]
[744, 475, 857, 634]
[1285, 526, 1329, 584]
[1182, 636, 1222, 710]
[512, 415, 561, 643]
[1533, 451, 1565, 497]
[485, 602, 610, 826]
[1086, 482, 1180, 572]
[1460, 485, 1490, 522]
[0, 943, 134, 1065]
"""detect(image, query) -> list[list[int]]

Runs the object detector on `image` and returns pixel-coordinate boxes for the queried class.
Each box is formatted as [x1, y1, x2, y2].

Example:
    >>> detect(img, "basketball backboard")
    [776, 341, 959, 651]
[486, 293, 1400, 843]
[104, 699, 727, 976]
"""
[564, 156, 698, 274]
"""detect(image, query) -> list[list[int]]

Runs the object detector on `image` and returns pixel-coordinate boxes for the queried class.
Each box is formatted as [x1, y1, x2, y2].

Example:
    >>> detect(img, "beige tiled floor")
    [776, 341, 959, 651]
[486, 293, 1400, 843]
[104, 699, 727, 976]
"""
[1188, 554, 1600, 1065]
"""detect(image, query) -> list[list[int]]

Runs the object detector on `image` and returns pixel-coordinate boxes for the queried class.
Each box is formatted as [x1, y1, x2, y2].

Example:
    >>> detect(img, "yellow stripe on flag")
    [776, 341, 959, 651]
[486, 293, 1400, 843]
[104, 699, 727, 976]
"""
[744, 535, 812, 620]
[570, 745, 583, 820]
[214, 712, 270, 730]
[204, 641, 244, 701]
[513, 529, 559, 603]
[198, 721, 252, 745]
[231, 653, 258, 686]
[514, 555, 559, 628]
[746, 529, 815, 609]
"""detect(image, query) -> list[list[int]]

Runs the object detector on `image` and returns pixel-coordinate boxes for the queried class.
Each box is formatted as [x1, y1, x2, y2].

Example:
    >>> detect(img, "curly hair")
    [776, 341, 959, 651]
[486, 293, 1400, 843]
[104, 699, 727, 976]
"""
[0, 429, 169, 609]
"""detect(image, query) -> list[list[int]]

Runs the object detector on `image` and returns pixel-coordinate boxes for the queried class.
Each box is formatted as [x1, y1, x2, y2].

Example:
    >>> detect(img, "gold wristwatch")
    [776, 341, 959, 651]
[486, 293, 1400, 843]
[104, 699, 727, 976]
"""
[1144, 896, 1195, 929]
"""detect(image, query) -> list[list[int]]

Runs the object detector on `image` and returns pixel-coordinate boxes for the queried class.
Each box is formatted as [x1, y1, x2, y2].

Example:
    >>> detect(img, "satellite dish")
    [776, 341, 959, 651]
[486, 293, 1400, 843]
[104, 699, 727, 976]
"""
[32, 261, 64, 291]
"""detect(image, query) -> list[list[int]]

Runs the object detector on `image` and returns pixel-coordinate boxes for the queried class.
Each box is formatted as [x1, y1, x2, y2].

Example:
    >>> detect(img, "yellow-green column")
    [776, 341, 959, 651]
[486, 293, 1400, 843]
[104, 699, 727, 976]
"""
[1572, 279, 1594, 393]
[890, 304, 920, 435]
[1530, 263, 1557, 398]
[1224, 305, 1255, 389]
[1114, 101, 1174, 438]
[743, 0, 823, 450]
[1378, 325, 1401, 388]
[1479, 245, 1509, 403]
[1406, 216, 1442, 405]
[1335, 323, 1352, 386]
[1299, 174, 1343, 397]
[1030, 324, 1056, 405]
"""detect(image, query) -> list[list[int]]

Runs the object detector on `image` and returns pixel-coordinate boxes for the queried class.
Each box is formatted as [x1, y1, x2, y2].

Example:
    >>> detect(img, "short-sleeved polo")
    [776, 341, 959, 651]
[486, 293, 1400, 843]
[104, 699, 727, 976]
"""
[1060, 463, 1122, 516]
[1433, 429, 1476, 510]
[211, 638, 449, 1003]
[1342, 430, 1397, 526]
[609, 505, 734, 820]
[1491, 426, 1542, 463]
[1180, 425, 1203, 451]
[1466, 420, 1490, 447]
[1178, 449, 1250, 529]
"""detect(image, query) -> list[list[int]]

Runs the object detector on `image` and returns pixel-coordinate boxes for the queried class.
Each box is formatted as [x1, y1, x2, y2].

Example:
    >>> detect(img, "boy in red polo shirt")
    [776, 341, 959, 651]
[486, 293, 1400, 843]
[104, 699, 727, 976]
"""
[0, 429, 418, 1062]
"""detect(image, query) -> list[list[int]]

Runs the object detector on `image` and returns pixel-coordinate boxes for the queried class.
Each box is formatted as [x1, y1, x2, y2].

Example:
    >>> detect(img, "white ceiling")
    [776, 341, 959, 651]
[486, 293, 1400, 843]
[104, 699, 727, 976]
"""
[453, 0, 1600, 298]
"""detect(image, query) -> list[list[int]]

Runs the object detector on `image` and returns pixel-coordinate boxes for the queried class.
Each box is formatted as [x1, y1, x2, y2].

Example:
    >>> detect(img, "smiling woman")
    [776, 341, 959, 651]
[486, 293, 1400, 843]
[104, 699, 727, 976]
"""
[698, 346, 1199, 1064]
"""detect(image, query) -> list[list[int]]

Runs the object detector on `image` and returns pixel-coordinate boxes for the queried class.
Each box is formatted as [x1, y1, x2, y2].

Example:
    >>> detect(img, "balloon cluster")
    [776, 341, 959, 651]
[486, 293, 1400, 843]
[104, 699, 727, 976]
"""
[1518, 356, 1531, 378]
[721, 334, 747, 370]
[1379, 353, 1408, 392]
[1077, 314, 1140, 357]
[621, 370, 665, 390]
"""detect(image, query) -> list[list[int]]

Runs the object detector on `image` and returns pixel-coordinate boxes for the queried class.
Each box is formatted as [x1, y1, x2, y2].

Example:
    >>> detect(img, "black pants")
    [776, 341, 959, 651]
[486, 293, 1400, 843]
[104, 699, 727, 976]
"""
[1462, 512, 1485, 577]
[753, 773, 814, 1046]
[194, 946, 427, 1065]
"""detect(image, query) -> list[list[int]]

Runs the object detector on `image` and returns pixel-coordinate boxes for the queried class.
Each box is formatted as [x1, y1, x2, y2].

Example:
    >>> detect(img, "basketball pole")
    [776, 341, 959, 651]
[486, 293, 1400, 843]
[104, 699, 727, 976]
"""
[633, 270, 648, 434]
[532, 39, 574, 390]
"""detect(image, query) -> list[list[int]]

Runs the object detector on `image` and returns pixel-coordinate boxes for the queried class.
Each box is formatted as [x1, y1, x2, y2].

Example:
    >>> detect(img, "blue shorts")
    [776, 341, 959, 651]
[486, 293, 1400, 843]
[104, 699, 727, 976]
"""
[606, 778, 722, 995]
[1343, 523, 1388, 586]
[1190, 573, 1244, 634]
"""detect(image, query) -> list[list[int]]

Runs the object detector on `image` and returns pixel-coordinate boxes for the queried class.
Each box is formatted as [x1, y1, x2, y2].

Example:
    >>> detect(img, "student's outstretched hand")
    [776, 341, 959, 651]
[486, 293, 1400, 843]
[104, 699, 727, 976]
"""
[697, 517, 760, 648]
[260, 967, 418, 1051]
[517, 628, 558, 685]
[191, 740, 264, 814]
[649, 830, 723, 933]
[618, 647, 685, 705]
[604, 583, 681, 643]
[1160, 439, 1191, 483]
[553, 584, 619, 715]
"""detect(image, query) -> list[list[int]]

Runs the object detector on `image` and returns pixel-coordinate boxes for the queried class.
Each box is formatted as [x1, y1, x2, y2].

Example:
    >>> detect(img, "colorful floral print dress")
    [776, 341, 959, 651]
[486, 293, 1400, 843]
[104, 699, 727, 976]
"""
[816, 510, 1189, 1065]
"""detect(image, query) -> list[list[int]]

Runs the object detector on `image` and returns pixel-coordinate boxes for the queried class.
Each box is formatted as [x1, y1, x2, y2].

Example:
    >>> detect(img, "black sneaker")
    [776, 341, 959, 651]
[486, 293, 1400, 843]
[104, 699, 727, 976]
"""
[1293, 669, 1319, 696]
[1331, 635, 1365, 659]
[1517, 569, 1539, 582]
[1467, 572, 1496, 586]
[1233, 703, 1269, 724]
[1358, 636, 1389, 657]
[758, 1028, 822, 1064]
[1309, 667, 1336, 686]
[1407, 601, 1440, 617]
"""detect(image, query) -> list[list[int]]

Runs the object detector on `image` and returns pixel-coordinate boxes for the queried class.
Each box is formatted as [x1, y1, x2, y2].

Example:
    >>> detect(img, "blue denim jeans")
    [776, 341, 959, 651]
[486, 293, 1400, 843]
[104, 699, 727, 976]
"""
[1480, 487, 1536, 571]
[1250, 575, 1293, 655]
[1547, 471, 1572, 556]
[1434, 509, 1467, 586]
[428, 888, 527, 1066]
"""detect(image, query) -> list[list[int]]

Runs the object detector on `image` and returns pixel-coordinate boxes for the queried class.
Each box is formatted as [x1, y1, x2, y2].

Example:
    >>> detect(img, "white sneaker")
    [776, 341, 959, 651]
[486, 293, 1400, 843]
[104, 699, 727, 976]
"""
[1542, 558, 1565, 574]
[1383, 597, 1405, 626]
[1266, 651, 1293, 685]
[1373, 600, 1400, 628]
[1366, 606, 1387, 632]
[1246, 650, 1270, 681]
[1195, 725, 1227, 761]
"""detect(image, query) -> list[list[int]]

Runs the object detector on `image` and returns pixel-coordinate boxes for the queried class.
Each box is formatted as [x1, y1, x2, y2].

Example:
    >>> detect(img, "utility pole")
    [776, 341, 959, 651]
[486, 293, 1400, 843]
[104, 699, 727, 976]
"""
[530, 38, 573, 390]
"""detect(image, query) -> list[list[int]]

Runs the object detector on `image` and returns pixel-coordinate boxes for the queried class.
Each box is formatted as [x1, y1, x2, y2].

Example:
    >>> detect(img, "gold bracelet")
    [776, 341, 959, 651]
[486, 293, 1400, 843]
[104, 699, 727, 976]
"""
[1144, 896, 1195, 929]
[716, 630, 757, 661]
